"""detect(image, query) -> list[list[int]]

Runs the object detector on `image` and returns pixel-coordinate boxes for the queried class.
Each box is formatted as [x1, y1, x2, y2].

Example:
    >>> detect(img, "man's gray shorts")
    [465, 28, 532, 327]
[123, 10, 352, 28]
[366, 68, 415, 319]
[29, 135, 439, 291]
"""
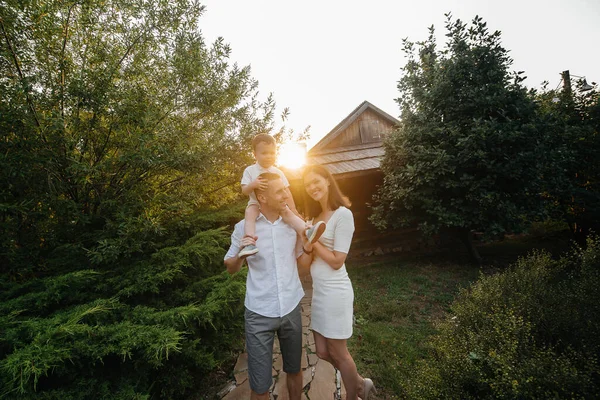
[245, 303, 302, 394]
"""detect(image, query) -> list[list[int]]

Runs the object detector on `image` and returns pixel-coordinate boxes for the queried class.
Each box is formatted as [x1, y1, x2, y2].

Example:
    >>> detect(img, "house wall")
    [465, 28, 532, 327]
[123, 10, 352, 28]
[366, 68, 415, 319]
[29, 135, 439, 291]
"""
[324, 109, 396, 150]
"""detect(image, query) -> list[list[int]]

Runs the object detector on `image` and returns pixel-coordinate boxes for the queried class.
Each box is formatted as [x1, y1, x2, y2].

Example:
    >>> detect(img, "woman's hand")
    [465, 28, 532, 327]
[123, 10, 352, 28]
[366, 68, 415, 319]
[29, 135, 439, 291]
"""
[301, 225, 314, 255]
[302, 228, 313, 253]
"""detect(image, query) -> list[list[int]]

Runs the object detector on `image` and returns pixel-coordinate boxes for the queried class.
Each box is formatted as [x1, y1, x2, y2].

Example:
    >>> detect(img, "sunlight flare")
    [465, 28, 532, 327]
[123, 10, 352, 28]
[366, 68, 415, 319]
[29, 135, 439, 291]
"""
[278, 142, 307, 170]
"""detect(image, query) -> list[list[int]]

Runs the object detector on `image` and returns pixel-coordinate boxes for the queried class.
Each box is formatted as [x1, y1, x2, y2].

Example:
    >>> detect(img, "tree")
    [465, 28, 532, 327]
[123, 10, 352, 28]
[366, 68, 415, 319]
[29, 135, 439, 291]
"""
[0, 0, 281, 397]
[534, 79, 600, 243]
[371, 14, 544, 264]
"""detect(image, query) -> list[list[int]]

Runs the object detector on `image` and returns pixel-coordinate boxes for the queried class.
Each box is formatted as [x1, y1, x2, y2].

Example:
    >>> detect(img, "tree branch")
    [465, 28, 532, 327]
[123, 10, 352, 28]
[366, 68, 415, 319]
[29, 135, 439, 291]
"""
[60, 2, 78, 119]
[0, 16, 41, 129]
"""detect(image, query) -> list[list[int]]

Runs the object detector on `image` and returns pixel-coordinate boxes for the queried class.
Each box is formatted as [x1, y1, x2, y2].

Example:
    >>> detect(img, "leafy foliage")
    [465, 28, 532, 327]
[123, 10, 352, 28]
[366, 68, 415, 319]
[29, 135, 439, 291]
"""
[405, 237, 600, 399]
[534, 80, 600, 242]
[0, 0, 277, 397]
[371, 15, 545, 263]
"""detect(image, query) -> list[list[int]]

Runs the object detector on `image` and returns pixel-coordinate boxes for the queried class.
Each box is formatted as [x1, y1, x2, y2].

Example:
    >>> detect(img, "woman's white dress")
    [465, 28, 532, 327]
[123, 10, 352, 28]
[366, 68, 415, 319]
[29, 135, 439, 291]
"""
[310, 206, 355, 339]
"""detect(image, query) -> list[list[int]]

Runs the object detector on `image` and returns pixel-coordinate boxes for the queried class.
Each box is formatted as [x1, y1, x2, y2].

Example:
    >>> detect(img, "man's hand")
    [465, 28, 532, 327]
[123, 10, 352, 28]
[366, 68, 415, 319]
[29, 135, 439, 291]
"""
[225, 234, 258, 274]
[241, 234, 258, 249]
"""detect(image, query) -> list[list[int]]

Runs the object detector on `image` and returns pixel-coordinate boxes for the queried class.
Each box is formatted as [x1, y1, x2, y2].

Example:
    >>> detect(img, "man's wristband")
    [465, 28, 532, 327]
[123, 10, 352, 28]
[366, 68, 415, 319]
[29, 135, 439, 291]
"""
[303, 246, 313, 254]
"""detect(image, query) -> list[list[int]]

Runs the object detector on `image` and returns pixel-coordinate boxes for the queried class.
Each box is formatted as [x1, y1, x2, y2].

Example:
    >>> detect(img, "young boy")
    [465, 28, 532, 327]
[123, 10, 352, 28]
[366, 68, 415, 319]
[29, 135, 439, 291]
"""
[238, 134, 325, 258]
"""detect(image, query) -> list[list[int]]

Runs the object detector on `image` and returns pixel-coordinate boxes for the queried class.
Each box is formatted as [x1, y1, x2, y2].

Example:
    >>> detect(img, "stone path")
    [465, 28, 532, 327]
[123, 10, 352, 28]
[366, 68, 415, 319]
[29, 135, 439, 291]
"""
[219, 280, 347, 400]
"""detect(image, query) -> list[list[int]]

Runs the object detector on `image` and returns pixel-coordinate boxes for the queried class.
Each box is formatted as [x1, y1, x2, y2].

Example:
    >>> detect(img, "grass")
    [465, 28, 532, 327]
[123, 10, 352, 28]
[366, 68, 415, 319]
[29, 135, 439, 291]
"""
[346, 229, 573, 399]
[347, 258, 478, 398]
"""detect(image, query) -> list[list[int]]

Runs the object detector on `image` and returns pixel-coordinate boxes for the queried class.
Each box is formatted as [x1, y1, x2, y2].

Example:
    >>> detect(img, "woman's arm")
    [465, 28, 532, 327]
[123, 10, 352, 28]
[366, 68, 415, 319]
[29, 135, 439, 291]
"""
[296, 232, 314, 277]
[312, 242, 348, 270]
[297, 251, 313, 277]
[313, 207, 354, 270]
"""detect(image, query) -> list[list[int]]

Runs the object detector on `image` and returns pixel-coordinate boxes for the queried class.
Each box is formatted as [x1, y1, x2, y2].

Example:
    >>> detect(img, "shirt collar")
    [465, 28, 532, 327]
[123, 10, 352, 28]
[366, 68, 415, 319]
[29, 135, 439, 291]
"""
[255, 162, 272, 173]
[257, 212, 283, 225]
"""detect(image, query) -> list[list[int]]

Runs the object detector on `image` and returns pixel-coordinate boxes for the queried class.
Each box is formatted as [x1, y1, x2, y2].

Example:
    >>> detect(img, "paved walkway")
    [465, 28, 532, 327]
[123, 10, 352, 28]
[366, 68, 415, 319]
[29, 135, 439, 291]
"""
[219, 280, 347, 400]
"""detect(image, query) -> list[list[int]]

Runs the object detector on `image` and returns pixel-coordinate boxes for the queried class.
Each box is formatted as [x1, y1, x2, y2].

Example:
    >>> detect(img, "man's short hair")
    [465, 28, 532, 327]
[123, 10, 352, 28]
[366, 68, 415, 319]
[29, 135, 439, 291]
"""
[252, 134, 276, 151]
[255, 172, 282, 198]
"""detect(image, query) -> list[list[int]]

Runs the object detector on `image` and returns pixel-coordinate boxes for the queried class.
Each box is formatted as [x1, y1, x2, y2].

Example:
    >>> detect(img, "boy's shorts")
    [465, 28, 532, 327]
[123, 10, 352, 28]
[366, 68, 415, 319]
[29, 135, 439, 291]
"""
[244, 303, 302, 394]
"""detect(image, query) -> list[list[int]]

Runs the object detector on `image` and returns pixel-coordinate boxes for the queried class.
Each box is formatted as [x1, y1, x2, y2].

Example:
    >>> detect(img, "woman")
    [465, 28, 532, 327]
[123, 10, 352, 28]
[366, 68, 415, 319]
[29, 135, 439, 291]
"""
[301, 165, 376, 400]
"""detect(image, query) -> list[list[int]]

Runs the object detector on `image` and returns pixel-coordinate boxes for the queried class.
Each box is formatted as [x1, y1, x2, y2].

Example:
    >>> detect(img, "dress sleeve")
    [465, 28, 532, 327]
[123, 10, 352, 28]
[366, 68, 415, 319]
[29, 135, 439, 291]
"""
[333, 208, 355, 254]
[224, 221, 244, 260]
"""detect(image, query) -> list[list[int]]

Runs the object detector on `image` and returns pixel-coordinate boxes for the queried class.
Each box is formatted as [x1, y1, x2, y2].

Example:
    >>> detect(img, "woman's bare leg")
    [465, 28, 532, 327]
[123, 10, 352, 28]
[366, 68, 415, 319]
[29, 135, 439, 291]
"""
[313, 330, 336, 366]
[327, 338, 361, 400]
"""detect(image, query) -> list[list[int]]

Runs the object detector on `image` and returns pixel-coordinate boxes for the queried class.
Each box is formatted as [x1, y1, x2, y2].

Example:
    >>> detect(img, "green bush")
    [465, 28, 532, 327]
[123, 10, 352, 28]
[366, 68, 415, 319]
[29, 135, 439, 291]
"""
[0, 0, 267, 397]
[405, 237, 600, 399]
[0, 224, 248, 400]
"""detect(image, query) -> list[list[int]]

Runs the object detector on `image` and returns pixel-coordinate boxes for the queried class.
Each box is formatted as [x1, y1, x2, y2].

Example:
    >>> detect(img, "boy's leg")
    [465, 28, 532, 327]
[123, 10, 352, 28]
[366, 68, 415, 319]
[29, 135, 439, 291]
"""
[239, 204, 260, 257]
[280, 207, 307, 236]
[281, 207, 326, 244]
[244, 204, 260, 238]
[245, 308, 277, 398]
[277, 303, 303, 400]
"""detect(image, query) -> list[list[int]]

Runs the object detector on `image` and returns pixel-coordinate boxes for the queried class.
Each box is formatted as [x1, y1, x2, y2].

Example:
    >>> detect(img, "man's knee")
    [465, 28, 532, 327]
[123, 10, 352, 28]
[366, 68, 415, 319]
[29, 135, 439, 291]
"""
[251, 390, 270, 400]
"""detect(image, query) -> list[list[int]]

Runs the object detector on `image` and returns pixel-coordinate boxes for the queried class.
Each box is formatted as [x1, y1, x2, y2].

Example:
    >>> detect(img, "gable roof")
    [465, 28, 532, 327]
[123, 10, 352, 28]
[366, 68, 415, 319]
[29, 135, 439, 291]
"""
[283, 101, 399, 181]
[309, 100, 399, 155]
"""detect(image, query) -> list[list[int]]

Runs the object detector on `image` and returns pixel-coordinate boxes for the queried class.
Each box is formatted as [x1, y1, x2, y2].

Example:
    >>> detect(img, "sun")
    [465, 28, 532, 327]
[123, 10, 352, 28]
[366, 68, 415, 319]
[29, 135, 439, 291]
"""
[277, 142, 307, 170]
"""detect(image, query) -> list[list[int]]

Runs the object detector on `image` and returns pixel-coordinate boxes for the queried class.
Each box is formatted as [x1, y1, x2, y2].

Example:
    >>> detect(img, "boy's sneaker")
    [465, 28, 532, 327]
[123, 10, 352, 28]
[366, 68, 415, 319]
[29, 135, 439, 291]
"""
[306, 221, 326, 244]
[238, 244, 259, 258]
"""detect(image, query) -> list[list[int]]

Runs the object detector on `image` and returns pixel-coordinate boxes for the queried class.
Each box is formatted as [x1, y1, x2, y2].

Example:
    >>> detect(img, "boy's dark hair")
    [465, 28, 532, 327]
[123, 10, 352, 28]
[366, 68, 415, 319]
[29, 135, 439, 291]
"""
[255, 172, 282, 198]
[252, 134, 276, 151]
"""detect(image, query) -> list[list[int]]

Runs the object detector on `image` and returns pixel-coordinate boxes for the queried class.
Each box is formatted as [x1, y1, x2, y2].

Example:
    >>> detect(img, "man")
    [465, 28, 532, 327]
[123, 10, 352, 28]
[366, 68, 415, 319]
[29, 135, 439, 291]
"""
[224, 172, 313, 400]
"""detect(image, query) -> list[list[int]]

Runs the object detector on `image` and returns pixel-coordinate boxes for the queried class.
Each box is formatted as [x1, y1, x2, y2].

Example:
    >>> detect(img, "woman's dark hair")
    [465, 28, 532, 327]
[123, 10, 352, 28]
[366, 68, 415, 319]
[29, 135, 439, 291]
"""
[302, 165, 351, 219]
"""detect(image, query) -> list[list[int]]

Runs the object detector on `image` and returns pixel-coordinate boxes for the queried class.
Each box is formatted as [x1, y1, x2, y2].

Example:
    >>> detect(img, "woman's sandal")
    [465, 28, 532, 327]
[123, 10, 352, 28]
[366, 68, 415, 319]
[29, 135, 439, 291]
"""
[363, 377, 377, 399]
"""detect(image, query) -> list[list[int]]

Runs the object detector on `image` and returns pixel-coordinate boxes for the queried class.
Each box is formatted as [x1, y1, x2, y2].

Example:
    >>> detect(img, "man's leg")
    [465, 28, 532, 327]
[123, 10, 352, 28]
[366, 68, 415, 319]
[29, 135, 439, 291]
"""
[277, 303, 303, 400]
[245, 308, 277, 399]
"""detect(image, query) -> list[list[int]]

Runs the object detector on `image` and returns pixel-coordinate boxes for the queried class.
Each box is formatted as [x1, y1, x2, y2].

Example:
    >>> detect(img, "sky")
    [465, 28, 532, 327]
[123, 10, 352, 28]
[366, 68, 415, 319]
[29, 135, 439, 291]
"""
[198, 0, 600, 149]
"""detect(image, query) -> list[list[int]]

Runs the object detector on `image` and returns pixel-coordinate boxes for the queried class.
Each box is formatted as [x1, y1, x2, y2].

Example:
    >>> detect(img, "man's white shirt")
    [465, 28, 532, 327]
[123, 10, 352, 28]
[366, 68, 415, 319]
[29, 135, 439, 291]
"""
[225, 214, 304, 318]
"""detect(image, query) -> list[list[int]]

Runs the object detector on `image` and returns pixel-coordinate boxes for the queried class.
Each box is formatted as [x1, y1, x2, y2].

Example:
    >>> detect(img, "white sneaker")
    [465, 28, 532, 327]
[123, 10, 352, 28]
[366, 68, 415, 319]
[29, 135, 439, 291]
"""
[306, 221, 326, 243]
[238, 244, 259, 258]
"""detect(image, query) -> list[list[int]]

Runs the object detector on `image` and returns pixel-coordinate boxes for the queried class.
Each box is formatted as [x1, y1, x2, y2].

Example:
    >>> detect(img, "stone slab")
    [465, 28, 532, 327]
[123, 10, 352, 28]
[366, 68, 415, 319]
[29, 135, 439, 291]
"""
[302, 367, 313, 389]
[234, 353, 248, 373]
[273, 354, 283, 372]
[301, 314, 310, 327]
[222, 379, 251, 400]
[273, 372, 289, 400]
[307, 360, 336, 400]
[217, 381, 237, 398]
[300, 348, 308, 369]
[234, 370, 248, 385]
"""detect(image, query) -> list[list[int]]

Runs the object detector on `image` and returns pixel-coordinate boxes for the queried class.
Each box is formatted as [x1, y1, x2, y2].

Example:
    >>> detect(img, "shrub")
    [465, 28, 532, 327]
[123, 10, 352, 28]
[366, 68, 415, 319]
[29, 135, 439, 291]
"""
[405, 237, 600, 399]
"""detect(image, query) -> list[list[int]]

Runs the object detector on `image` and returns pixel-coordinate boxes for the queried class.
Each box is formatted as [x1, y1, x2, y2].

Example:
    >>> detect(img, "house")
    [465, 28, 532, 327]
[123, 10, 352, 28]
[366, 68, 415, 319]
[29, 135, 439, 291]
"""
[284, 100, 399, 232]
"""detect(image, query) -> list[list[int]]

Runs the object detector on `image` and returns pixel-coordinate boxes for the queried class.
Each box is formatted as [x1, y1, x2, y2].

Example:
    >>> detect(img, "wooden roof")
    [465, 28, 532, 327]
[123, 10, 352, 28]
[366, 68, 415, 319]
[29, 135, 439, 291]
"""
[284, 101, 399, 180]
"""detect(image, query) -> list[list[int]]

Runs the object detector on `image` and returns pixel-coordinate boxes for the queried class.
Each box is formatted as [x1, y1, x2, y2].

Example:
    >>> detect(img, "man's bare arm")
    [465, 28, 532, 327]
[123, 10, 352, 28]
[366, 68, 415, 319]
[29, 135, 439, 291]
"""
[224, 234, 257, 274]
[225, 255, 245, 274]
